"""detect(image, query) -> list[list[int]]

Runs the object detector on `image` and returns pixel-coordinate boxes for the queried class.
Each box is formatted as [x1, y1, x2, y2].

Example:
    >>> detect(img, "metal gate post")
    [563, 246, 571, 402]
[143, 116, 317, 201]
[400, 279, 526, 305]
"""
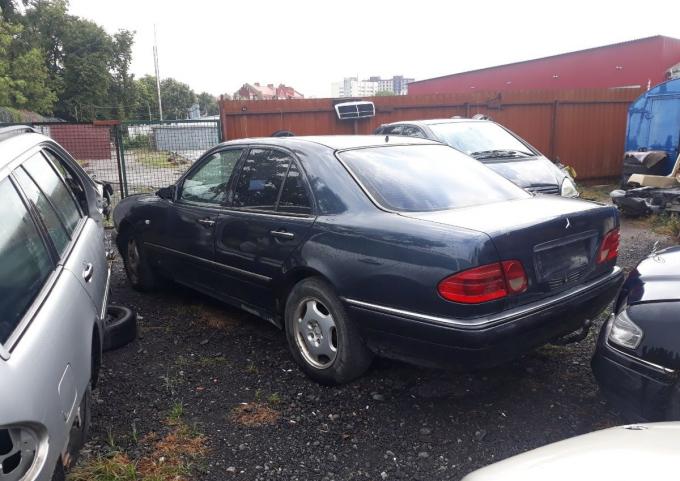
[114, 123, 129, 198]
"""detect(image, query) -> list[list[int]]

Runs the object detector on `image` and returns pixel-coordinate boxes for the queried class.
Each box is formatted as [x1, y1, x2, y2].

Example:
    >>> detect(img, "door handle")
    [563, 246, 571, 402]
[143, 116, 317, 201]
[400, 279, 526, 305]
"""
[270, 230, 295, 240]
[197, 218, 215, 227]
[82, 262, 94, 282]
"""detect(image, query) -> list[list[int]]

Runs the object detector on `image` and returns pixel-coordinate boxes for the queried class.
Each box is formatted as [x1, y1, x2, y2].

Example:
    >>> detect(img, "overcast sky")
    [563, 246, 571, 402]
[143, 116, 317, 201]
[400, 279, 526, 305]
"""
[68, 0, 680, 98]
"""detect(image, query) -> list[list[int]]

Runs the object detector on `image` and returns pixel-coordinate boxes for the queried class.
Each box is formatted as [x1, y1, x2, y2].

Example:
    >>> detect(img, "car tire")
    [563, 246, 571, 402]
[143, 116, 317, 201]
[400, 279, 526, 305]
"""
[103, 305, 137, 352]
[121, 232, 160, 291]
[62, 385, 91, 472]
[50, 461, 65, 481]
[284, 277, 373, 385]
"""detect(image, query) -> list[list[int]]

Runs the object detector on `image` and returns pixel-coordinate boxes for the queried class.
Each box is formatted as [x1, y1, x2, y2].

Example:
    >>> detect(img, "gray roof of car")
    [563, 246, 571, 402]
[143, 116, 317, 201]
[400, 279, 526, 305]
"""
[219, 135, 441, 151]
[0, 129, 51, 174]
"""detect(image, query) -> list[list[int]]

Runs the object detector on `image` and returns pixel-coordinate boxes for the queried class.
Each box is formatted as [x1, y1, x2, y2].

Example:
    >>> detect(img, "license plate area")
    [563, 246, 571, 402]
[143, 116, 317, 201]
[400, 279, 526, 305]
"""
[533, 231, 597, 290]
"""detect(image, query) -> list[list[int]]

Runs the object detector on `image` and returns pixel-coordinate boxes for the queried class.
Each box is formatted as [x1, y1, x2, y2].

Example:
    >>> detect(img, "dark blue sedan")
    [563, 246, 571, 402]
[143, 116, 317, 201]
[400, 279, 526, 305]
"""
[113, 136, 623, 384]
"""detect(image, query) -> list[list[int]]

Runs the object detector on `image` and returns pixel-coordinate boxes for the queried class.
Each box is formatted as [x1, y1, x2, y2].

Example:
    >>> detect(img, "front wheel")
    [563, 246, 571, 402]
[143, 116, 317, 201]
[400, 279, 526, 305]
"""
[121, 233, 160, 291]
[285, 278, 373, 385]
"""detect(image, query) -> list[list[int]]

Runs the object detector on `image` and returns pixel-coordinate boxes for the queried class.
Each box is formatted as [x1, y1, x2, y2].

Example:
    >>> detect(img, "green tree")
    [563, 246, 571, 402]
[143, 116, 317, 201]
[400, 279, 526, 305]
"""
[160, 77, 196, 119]
[0, 17, 55, 113]
[197, 91, 218, 116]
[375, 90, 395, 96]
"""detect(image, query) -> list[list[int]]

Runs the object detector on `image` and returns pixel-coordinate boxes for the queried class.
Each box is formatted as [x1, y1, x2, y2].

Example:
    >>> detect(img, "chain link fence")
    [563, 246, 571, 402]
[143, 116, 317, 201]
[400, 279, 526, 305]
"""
[117, 119, 221, 197]
[1, 119, 221, 207]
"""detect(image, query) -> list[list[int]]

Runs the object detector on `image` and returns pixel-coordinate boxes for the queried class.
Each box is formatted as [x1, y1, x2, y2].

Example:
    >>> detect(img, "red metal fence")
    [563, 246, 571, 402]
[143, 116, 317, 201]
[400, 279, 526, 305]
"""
[220, 88, 643, 180]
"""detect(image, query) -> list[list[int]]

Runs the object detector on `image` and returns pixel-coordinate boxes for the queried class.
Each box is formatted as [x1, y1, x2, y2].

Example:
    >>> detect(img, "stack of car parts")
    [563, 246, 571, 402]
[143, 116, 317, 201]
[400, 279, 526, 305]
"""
[611, 152, 680, 216]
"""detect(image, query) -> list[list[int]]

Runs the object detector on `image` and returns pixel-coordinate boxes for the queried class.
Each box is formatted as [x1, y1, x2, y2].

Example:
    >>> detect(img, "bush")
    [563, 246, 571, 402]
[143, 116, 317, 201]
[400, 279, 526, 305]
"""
[123, 133, 151, 149]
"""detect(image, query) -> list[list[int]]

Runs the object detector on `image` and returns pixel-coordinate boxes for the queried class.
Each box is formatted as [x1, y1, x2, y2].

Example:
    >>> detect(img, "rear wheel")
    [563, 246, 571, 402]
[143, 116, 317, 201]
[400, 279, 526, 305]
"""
[121, 233, 160, 291]
[285, 278, 372, 384]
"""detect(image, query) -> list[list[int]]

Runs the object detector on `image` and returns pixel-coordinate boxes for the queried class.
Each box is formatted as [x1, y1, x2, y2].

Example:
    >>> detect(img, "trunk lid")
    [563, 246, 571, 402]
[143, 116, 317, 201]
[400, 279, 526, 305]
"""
[401, 196, 618, 306]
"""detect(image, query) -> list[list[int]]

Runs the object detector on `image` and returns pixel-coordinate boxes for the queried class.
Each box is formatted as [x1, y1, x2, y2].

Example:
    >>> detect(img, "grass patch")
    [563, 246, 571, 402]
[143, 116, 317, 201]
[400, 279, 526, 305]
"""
[126, 149, 180, 168]
[69, 417, 207, 481]
[229, 402, 280, 427]
[650, 212, 680, 239]
[578, 183, 615, 203]
[168, 401, 184, 423]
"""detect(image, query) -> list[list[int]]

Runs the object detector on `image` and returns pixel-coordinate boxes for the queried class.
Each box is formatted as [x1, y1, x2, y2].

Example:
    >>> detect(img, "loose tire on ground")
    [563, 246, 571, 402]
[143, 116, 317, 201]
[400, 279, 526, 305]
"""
[103, 305, 137, 351]
[285, 277, 373, 385]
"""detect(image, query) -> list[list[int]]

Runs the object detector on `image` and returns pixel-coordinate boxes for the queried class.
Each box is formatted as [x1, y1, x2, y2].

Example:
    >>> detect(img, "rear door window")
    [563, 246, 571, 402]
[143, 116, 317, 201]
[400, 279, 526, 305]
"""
[277, 162, 312, 215]
[23, 153, 82, 233]
[0, 178, 53, 344]
[43, 149, 89, 213]
[232, 149, 292, 210]
[338, 144, 529, 212]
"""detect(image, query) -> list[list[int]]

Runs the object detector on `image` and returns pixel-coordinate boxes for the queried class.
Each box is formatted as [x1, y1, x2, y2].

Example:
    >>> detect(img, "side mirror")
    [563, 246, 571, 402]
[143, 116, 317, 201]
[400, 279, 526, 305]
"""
[156, 184, 176, 200]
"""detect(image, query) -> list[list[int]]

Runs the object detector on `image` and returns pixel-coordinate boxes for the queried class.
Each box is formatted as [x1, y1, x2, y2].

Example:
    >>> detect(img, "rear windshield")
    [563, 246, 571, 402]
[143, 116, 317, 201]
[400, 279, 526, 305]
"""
[338, 145, 529, 212]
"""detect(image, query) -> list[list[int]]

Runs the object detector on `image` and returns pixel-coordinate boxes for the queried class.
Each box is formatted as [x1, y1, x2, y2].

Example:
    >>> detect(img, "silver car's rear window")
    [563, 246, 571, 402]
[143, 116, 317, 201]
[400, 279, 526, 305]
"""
[338, 144, 529, 212]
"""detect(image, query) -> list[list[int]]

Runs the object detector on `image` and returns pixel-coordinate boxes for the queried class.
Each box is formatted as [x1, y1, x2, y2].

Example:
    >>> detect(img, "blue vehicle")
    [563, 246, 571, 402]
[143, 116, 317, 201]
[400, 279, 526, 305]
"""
[113, 136, 623, 384]
[623, 79, 680, 183]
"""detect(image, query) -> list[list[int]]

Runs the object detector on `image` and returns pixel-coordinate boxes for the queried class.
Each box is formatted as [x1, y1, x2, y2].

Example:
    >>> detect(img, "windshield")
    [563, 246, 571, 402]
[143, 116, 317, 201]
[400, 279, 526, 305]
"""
[338, 145, 530, 212]
[428, 121, 534, 159]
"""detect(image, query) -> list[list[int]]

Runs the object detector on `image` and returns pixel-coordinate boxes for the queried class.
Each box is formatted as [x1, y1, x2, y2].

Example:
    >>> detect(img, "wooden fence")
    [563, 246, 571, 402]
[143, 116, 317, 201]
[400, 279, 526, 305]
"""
[219, 88, 643, 180]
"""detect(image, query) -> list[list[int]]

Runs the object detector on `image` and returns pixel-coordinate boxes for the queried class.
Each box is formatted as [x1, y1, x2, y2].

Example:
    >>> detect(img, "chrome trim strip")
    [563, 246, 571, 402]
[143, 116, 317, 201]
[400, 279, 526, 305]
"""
[343, 266, 623, 330]
[604, 315, 675, 374]
[100, 264, 112, 321]
[145, 242, 272, 283]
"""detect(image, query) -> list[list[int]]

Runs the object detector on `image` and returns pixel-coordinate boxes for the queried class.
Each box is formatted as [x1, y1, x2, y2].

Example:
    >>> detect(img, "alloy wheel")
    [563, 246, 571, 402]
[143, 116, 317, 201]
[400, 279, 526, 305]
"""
[294, 298, 338, 369]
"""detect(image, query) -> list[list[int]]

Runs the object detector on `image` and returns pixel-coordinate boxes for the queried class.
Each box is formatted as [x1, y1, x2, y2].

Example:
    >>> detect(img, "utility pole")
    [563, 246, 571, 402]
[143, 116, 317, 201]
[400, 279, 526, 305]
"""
[153, 25, 163, 121]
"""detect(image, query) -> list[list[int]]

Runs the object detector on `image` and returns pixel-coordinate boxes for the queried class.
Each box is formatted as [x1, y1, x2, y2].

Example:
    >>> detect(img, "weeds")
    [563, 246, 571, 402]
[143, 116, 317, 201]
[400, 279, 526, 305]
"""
[651, 212, 680, 239]
[267, 393, 281, 405]
[229, 402, 280, 427]
[69, 416, 207, 481]
[168, 401, 184, 424]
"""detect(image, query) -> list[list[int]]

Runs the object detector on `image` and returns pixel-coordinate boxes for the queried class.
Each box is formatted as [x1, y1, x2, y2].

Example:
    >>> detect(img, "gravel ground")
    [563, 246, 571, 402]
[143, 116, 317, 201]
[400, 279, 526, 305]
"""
[81, 217, 675, 481]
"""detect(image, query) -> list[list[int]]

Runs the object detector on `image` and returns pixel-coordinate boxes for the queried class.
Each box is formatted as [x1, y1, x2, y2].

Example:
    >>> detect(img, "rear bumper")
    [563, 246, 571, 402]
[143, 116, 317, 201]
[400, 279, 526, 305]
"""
[345, 267, 623, 369]
[592, 317, 677, 421]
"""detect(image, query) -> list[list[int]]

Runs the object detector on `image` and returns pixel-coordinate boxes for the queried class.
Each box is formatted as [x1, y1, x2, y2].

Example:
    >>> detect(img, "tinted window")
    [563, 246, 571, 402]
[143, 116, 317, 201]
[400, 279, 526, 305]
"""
[428, 121, 531, 156]
[0, 178, 53, 344]
[401, 125, 426, 138]
[23, 153, 81, 233]
[181, 149, 243, 205]
[43, 149, 88, 213]
[339, 145, 530, 212]
[278, 163, 312, 215]
[14, 167, 71, 254]
[233, 149, 291, 210]
[383, 125, 403, 136]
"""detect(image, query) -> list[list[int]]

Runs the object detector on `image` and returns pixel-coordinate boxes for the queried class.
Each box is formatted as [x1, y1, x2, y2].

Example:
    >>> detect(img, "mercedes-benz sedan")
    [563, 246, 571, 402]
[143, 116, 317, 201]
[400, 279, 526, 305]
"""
[113, 136, 622, 384]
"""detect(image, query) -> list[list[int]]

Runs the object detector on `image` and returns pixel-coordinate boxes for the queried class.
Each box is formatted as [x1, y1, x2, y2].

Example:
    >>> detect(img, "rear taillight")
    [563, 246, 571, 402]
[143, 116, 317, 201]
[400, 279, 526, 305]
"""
[438, 260, 528, 304]
[597, 228, 620, 264]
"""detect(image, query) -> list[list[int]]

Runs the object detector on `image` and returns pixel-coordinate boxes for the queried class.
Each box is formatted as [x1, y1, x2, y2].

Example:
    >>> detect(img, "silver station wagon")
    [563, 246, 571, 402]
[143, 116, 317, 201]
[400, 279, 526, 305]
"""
[0, 126, 110, 480]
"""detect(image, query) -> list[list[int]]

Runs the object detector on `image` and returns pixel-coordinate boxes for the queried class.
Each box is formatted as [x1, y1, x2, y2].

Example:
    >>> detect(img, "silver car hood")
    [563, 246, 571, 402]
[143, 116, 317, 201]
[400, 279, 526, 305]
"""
[463, 423, 680, 481]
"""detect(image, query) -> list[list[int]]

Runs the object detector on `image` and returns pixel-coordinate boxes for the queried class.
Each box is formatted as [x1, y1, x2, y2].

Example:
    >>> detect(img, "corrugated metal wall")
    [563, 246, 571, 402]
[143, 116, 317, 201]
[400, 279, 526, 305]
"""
[220, 88, 643, 180]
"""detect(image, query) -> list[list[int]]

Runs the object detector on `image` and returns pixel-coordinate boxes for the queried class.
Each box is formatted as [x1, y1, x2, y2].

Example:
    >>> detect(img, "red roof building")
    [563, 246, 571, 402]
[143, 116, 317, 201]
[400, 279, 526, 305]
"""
[408, 36, 680, 95]
[234, 83, 304, 100]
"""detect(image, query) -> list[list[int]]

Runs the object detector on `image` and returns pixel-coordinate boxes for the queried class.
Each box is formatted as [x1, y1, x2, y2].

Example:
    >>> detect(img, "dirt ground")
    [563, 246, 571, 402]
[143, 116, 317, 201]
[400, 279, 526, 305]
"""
[77, 216, 676, 481]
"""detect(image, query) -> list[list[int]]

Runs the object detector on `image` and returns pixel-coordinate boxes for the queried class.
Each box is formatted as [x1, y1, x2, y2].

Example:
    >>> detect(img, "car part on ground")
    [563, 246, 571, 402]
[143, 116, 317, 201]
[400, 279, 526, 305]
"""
[621, 150, 669, 187]
[462, 422, 680, 481]
[373, 118, 576, 197]
[0, 126, 109, 480]
[113, 135, 622, 384]
[592, 245, 680, 421]
[102, 305, 137, 352]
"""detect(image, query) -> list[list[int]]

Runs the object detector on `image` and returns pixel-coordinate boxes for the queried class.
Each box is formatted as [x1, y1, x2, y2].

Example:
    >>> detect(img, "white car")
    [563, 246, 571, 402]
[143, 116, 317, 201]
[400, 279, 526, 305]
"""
[463, 423, 680, 481]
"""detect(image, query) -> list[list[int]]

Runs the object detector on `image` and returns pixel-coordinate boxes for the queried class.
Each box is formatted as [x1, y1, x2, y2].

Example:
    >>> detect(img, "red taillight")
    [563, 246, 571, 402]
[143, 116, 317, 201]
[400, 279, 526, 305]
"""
[438, 260, 528, 304]
[597, 228, 620, 264]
